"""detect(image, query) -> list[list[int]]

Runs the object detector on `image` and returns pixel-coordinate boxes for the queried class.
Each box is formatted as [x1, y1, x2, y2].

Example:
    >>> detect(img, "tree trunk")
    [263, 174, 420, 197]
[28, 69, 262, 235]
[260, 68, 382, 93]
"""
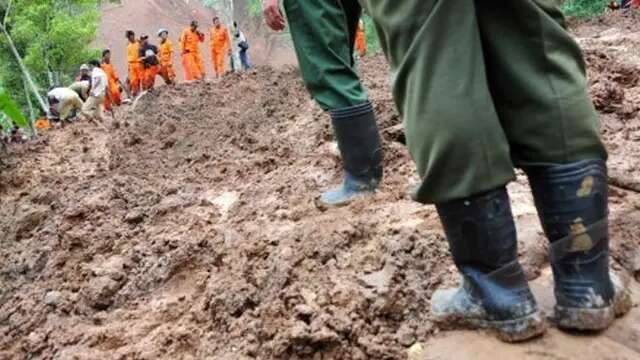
[0, 23, 49, 117]
[22, 76, 37, 139]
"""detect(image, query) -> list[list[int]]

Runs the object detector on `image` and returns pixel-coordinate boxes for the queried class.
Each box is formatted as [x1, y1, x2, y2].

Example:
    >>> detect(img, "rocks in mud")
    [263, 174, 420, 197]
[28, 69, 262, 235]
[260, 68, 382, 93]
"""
[407, 342, 426, 360]
[83, 276, 123, 310]
[124, 209, 146, 224]
[359, 264, 395, 296]
[25, 331, 48, 354]
[123, 133, 143, 147]
[43, 290, 62, 306]
[396, 324, 417, 347]
[591, 79, 626, 113]
[12, 205, 49, 240]
[81, 256, 129, 310]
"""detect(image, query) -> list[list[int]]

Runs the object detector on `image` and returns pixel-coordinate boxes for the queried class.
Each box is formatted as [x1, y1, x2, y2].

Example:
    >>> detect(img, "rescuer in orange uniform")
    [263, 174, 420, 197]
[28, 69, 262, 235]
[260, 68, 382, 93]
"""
[126, 30, 143, 96]
[139, 35, 160, 90]
[101, 49, 122, 111]
[210, 16, 231, 78]
[158, 28, 176, 85]
[355, 20, 367, 58]
[180, 20, 206, 81]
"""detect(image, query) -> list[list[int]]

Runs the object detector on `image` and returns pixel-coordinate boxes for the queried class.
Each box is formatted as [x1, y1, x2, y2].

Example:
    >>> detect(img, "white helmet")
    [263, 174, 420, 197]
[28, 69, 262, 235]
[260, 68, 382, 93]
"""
[158, 28, 168, 37]
[80, 64, 89, 71]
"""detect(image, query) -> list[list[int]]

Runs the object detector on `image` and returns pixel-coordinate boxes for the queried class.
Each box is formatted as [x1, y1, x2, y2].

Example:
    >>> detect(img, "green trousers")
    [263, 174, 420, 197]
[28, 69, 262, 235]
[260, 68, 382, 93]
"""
[358, 0, 607, 204]
[283, 0, 369, 110]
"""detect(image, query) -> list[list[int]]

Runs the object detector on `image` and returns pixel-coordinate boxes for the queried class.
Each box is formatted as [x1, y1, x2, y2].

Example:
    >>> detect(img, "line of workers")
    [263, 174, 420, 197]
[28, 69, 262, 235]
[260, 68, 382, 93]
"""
[44, 17, 367, 126]
[125, 17, 252, 97]
[45, 17, 256, 125]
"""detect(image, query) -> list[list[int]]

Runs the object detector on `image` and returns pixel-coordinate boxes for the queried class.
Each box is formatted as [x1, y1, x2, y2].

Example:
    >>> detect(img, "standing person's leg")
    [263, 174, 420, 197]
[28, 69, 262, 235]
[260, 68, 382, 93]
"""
[146, 65, 160, 89]
[159, 65, 173, 85]
[213, 51, 219, 76]
[216, 52, 226, 76]
[241, 50, 251, 70]
[104, 94, 112, 112]
[476, 1, 631, 331]
[167, 64, 177, 83]
[111, 85, 122, 106]
[129, 63, 143, 96]
[182, 54, 195, 81]
[196, 53, 206, 79]
[359, 0, 544, 341]
[283, 0, 383, 206]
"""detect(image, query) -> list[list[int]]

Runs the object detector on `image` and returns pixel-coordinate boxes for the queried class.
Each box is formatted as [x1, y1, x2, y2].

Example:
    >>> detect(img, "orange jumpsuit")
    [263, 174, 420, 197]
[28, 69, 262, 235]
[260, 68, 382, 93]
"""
[180, 28, 206, 81]
[101, 63, 122, 111]
[159, 39, 176, 84]
[143, 64, 160, 90]
[355, 22, 367, 57]
[210, 25, 231, 77]
[127, 41, 144, 95]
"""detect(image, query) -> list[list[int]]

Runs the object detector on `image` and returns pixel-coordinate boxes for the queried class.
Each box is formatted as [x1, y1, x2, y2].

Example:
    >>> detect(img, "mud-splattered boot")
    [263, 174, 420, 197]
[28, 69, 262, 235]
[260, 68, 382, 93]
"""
[527, 160, 632, 331]
[320, 102, 383, 206]
[432, 187, 546, 342]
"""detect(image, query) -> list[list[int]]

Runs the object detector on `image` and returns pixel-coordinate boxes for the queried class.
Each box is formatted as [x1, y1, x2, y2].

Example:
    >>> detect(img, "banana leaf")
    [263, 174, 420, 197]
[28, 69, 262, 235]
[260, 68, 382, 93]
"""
[0, 91, 28, 130]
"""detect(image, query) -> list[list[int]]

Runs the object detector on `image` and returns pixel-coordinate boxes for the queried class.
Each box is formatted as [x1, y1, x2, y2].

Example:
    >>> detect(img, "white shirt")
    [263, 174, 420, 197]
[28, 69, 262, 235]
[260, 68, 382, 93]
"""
[236, 30, 247, 46]
[48, 87, 81, 104]
[90, 67, 108, 98]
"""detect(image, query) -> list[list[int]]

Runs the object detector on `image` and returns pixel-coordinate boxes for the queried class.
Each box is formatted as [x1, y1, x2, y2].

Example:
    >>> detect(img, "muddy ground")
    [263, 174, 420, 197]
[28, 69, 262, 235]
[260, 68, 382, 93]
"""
[2, 10, 640, 360]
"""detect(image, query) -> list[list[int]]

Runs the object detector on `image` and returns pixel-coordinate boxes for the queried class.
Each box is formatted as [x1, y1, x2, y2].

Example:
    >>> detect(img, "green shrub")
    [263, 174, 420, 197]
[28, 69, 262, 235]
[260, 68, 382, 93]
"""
[562, 0, 607, 18]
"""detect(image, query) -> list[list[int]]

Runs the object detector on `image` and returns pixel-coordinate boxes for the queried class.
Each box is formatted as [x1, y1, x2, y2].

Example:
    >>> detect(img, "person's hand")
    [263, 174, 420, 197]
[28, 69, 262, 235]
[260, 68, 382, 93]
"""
[263, 0, 285, 31]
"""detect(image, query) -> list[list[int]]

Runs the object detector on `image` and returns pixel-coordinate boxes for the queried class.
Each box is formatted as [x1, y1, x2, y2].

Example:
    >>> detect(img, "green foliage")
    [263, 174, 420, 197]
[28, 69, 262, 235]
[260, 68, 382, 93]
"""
[0, 91, 28, 131]
[562, 0, 607, 18]
[246, 0, 262, 17]
[362, 15, 380, 54]
[0, 0, 101, 116]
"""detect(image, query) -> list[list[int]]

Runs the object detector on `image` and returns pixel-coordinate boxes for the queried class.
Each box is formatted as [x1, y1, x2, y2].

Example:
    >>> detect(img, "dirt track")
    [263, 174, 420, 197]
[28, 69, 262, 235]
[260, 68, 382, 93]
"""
[2, 10, 640, 360]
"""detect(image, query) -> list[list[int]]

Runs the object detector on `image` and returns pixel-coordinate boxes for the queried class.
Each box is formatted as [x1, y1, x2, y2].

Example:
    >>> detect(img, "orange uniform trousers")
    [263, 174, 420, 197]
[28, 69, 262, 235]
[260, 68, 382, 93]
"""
[143, 65, 160, 90]
[182, 52, 205, 81]
[128, 62, 144, 96]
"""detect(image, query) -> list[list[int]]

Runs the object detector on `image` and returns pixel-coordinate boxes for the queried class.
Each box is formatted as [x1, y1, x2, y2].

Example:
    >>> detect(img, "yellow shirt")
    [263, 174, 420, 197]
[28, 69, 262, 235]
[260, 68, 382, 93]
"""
[127, 41, 141, 64]
[159, 39, 174, 65]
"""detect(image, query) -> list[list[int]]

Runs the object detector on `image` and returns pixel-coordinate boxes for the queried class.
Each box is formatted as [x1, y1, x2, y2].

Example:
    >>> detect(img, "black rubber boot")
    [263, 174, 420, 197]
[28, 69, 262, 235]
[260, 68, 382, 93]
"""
[526, 160, 631, 331]
[320, 102, 383, 206]
[432, 187, 546, 342]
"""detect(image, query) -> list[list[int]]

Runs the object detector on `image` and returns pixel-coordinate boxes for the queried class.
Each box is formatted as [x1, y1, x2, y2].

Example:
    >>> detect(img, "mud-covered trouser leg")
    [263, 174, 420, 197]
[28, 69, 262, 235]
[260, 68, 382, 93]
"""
[432, 187, 545, 342]
[284, 0, 383, 205]
[526, 160, 632, 330]
[359, 0, 606, 204]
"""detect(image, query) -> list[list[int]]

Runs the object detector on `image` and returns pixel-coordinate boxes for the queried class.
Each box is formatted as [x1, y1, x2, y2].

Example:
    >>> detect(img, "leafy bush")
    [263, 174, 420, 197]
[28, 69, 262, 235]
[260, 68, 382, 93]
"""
[562, 0, 608, 18]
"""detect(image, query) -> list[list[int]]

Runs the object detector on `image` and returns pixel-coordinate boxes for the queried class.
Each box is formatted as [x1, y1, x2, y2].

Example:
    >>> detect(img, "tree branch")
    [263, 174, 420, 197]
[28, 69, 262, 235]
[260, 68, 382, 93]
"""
[0, 21, 49, 119]
[3, 0, 12, 27]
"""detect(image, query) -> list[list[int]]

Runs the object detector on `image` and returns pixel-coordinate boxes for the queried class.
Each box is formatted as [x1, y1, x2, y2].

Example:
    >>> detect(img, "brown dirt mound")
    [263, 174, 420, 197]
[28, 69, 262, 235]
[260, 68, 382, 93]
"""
[2, 25, 640, 360]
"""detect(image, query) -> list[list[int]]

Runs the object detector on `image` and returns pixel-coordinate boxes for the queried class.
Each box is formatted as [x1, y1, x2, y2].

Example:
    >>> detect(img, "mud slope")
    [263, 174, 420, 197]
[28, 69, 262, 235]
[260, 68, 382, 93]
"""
[2, 14, 640, 360]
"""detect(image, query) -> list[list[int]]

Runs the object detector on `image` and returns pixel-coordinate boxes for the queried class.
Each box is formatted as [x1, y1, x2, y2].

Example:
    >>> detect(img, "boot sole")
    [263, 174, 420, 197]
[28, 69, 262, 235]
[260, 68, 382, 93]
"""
[555, 288, 633, 331]
[435, 310, 547, 343]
